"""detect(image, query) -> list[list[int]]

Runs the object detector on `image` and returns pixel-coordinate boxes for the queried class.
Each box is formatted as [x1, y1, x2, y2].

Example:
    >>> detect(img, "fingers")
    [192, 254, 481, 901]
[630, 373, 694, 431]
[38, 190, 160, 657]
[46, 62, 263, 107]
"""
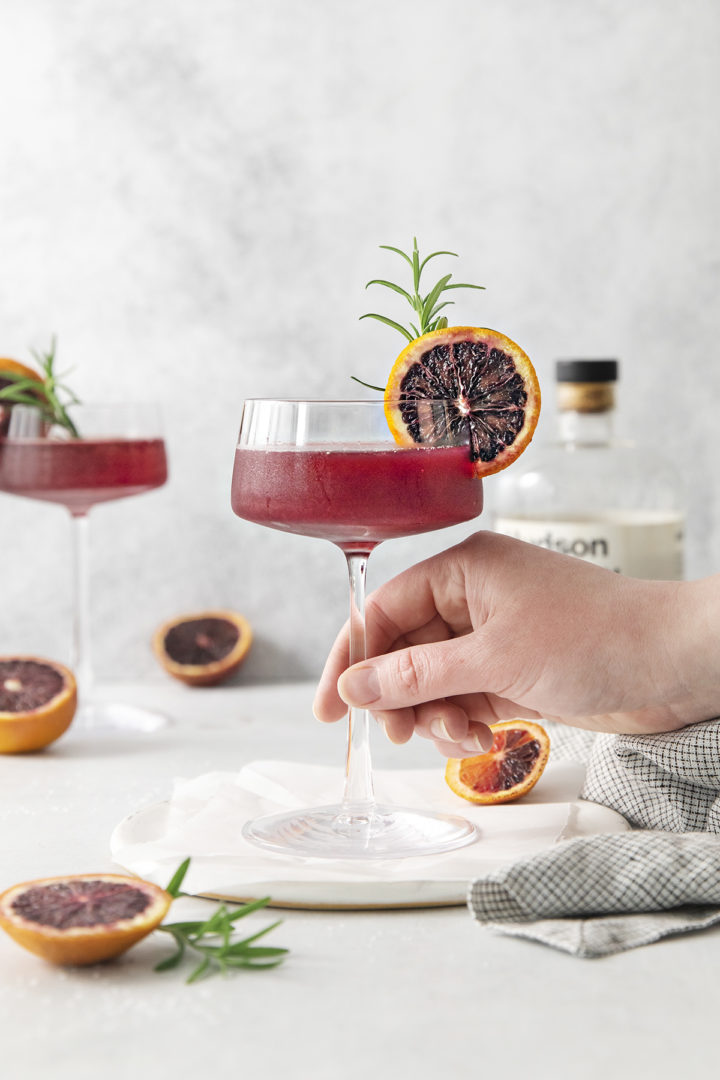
[314, 621, 351, 723]
[337, 634, 489, 713]
[378, 700, 492, 757]
[361, 553, 463, 653]
[415, 699, 471, 743]
[427, 733, 491, 759]
[379, 699, 482, 749]
[374, 708, 416, 745]
[313, 607, 456, 724]
[376, 693, 541, 757]
[315, 541, 474, 723]
[318, 561, 448, 717]
[413, 699, 494, 756]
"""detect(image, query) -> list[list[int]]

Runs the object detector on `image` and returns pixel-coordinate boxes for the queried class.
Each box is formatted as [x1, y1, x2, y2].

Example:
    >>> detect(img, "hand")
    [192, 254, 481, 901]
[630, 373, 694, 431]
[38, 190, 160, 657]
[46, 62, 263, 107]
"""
[314, 531, 720, 758]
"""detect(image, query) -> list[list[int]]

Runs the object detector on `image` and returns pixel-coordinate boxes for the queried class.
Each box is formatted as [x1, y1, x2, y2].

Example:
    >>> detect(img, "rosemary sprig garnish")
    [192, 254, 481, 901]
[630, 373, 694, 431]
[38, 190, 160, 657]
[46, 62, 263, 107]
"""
[155, 858, 289, 984]
[360, 237, 485, 344]
[0, 338, 80, 437]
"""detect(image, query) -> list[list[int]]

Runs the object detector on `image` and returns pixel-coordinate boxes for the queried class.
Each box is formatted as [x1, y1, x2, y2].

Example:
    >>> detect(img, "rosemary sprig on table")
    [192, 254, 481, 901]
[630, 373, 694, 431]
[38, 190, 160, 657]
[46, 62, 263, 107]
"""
[155, 858, 289, 984]
[0, 338, 81, 437]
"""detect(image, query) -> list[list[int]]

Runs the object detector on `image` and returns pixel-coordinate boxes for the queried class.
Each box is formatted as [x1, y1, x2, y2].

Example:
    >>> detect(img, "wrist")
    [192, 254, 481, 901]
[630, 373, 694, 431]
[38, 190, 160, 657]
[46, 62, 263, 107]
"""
[671, 575, 720, 721]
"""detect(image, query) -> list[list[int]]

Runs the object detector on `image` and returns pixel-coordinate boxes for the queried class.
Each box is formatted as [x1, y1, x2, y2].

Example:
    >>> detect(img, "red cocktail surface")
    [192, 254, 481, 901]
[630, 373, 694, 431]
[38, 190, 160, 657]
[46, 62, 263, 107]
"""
[0, 437, 168, 515]
[231, 443, 483, 549]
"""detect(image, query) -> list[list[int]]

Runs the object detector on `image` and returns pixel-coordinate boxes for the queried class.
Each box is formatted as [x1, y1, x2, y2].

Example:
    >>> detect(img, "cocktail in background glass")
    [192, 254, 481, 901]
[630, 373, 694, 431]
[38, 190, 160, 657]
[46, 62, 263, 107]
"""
[0, 403, 168, 732]
[231, 399, 484, 858]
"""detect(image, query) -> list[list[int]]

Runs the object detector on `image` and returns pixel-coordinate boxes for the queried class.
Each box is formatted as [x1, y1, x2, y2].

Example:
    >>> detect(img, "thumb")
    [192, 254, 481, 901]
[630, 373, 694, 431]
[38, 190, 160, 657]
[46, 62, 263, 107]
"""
[337, 636, 485, 711]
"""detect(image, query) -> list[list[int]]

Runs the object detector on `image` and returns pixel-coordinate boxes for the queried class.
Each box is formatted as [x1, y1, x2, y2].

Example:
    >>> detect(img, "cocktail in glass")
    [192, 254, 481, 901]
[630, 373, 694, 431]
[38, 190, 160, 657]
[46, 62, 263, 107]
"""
[0, 403, 169, 732]
[231, 399, 484, 859]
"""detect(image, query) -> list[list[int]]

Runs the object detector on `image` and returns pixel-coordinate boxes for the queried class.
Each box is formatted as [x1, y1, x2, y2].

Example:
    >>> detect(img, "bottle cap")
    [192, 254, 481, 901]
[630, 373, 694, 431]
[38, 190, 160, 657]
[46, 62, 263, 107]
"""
[556, 359, 618, 383]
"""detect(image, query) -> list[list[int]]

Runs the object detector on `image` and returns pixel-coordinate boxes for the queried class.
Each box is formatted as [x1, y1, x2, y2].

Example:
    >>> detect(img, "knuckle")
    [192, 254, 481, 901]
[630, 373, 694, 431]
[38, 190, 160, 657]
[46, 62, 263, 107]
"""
[393, 647, 428, 700]
[365, 597, 402, 646]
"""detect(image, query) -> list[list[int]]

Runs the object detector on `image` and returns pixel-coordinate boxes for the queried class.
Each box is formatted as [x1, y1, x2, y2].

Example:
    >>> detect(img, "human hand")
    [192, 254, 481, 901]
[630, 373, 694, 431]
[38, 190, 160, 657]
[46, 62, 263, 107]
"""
[314, 531, 719, 758]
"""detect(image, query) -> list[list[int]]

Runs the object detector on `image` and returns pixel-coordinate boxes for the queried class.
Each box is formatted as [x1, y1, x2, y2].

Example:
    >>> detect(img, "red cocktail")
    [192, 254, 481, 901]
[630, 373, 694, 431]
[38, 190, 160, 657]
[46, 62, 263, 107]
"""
[0, 404, 168, 732]
[231, 399, 482, 859]
[0, 437, 167, 515]
[231, 442, 482, 549]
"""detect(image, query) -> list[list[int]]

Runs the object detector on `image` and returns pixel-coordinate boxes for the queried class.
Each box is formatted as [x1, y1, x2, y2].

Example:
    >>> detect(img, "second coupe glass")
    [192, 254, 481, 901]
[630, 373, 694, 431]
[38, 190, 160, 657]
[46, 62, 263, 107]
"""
[0, 403, 169, 732]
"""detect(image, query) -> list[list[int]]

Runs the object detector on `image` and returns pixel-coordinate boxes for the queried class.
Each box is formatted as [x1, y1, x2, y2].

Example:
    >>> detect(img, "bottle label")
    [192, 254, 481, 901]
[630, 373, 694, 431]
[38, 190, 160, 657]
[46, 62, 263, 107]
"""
[494, 514, 684, 579]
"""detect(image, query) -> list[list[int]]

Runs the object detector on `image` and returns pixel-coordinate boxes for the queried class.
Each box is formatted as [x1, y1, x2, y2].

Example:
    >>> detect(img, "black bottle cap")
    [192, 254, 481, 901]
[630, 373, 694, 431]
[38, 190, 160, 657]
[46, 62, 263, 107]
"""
[556, 359, 618, 383]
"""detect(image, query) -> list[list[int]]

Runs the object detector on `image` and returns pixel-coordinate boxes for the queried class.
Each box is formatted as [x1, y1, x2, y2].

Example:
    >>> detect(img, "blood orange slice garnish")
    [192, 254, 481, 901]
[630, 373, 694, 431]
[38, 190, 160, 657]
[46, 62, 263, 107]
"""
[0, 358, 43, 437]
[385, 326, 541, 478]
[0, 657, 77, 753]
[0, 342, 80, 437]
[0, 874, 172, 966]
[153, 610, 253, 686]
[445, 720, 550, 804]
[0, 358, 42, 388]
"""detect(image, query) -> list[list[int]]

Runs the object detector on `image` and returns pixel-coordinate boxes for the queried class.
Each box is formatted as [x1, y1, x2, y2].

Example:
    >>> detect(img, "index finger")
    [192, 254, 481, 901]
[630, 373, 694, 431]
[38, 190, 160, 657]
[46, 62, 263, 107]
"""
[313, 618, 352, 722]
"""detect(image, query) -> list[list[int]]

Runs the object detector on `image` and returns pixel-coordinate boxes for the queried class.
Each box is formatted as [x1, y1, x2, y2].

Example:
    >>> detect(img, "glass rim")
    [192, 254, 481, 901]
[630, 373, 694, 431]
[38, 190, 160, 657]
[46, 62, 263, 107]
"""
[240, 397, 452, 406]
[7, 401, 162, 410]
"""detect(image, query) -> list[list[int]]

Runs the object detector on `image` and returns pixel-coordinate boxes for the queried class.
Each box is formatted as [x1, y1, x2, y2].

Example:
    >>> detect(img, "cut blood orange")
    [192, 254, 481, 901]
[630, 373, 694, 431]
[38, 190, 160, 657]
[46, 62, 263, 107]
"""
[445, 720, 550, 804]
[0, 358, 42, 387]
[153, 610, 253, 686]
[0, 874, 171, 966]
[0, 358, 43, 437]
[0, 657, 77, 753]
[384, 326, 540, 477]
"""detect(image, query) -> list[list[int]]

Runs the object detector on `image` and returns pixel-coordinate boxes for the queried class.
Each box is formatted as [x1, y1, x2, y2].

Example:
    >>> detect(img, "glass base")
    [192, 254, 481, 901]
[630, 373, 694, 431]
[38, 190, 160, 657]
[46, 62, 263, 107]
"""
[74, 701, 171, 734]
[242, 802, 478, 860]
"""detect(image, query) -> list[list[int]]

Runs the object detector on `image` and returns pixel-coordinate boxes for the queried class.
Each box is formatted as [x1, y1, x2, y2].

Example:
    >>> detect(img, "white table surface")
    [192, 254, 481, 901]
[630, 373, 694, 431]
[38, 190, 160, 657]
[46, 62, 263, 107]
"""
[0, 679, 716, 1080]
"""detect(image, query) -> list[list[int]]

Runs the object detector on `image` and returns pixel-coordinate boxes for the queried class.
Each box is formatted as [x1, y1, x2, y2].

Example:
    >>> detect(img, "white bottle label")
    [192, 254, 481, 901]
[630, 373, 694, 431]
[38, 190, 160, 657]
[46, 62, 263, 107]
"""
[494, 513, 684, 579]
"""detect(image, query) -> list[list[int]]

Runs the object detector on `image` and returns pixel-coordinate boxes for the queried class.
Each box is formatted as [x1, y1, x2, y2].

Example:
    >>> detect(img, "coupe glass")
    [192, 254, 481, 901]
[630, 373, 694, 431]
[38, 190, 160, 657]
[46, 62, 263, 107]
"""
[0, 403, 169, 732]
[231, 399, 484, 859]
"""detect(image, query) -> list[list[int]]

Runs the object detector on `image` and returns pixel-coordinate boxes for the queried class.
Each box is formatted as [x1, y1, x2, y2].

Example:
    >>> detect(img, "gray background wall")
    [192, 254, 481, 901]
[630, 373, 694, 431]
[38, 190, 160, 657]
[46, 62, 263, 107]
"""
[1, 0, 718, 683]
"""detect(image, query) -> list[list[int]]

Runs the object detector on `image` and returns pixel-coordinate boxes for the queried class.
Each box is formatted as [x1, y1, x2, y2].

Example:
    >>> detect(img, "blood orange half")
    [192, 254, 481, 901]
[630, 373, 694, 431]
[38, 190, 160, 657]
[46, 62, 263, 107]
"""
[384, 326, 540, 477]
[0, 657, 77, 753]
[153, 610, 253, 686]
[0, 874, 172, 966]
[445, 720, 550, 804]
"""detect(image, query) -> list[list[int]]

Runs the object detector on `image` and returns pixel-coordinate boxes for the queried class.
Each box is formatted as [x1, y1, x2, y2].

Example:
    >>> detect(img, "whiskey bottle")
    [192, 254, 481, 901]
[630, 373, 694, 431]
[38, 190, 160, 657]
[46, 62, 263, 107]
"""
[492, 359, 684, 579]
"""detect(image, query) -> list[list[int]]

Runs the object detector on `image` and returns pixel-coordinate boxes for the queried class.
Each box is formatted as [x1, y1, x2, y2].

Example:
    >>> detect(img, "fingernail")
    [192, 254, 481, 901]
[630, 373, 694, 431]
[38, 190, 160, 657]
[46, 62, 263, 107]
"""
[370, 712, 393, 742]
[430, 718, 451, 741]
[462, 734, 490, 754]
[338, 666, 381, 707]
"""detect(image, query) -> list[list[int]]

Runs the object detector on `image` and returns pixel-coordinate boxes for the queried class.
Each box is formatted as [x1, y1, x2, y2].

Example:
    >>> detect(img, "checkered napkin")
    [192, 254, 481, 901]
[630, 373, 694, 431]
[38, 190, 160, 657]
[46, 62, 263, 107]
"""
[467, 719, 720, 957]
[581, 720, 720, 831]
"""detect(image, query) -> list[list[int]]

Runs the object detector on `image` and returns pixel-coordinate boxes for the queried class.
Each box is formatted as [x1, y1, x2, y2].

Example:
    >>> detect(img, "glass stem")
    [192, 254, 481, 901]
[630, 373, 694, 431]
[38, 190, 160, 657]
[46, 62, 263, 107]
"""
[71, 511, 93, 698]
[341, 551, 375, 812]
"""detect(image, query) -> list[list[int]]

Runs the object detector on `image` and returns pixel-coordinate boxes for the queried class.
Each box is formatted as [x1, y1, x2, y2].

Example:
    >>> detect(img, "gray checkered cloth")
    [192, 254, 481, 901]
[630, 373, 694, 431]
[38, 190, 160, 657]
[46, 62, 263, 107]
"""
[581, 720, 720, 831]
[467, 719, 720, 957]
